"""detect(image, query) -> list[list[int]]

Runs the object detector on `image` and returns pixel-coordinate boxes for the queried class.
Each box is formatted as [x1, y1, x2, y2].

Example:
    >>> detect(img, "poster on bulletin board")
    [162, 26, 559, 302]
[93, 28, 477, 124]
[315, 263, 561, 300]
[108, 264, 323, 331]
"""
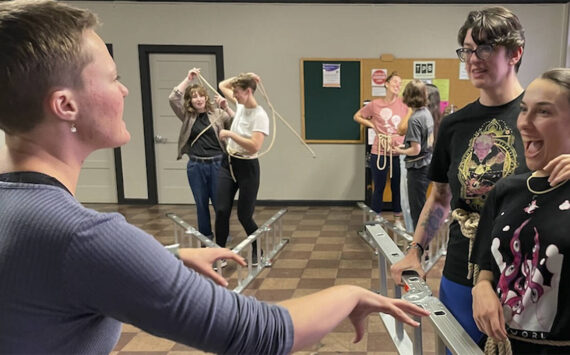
[301, 59, 362, 143]
[322, 63, 341, 87]
[413, 60, 436, 79]
[371, 68, 387, 96]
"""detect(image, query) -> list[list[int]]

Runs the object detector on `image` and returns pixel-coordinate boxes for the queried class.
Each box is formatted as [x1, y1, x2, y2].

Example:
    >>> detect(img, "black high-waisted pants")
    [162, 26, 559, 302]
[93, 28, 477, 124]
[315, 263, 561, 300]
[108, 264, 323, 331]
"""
[215, 155, 260, 248]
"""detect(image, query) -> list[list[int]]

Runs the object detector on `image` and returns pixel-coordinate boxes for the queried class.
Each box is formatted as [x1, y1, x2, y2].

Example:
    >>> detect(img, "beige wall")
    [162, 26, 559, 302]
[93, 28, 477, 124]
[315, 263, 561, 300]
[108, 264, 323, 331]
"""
[68, 1, 569, 201]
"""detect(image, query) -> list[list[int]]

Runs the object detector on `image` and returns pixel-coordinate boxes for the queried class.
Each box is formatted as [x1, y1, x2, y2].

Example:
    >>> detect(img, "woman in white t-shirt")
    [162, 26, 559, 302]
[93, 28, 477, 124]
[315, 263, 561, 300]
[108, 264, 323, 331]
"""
[216, 73, 269, 265]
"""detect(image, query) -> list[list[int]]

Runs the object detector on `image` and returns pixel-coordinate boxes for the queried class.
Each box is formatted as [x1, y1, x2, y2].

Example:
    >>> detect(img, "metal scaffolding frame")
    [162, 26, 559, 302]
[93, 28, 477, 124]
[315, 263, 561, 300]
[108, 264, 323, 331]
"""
[357, 202, 450, 273]
[365, 223, 482, 354]
[165, 208, 289, 293]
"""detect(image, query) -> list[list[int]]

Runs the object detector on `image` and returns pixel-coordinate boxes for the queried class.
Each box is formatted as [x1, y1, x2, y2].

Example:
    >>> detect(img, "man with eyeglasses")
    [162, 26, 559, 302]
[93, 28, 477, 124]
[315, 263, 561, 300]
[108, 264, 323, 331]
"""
[391, 6, 527, 348]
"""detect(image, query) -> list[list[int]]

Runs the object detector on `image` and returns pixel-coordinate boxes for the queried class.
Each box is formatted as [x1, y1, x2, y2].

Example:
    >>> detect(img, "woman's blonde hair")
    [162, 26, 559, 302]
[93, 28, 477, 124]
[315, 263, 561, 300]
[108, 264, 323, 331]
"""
[231, 73, 257, 93]
[0, 0, 98, 134]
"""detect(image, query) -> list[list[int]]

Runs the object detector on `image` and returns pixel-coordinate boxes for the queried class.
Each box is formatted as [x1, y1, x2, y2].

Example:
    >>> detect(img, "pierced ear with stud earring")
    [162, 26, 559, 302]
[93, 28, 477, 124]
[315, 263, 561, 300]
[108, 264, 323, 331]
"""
[70, 123, 77, 133]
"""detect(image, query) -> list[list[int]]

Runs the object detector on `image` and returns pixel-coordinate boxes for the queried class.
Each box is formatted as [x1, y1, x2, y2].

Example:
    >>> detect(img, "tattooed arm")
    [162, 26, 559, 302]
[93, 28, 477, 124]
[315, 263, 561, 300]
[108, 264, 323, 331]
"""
[390, 182, 452, 285]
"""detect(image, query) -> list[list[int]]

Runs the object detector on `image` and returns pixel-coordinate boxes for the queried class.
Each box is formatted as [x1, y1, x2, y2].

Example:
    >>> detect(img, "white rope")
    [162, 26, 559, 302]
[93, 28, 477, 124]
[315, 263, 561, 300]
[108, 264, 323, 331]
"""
[375, 132, 393, 178]
[257, 81, 316, 158]
[197, 73, 316, 160]
[451, 208, 480, 281]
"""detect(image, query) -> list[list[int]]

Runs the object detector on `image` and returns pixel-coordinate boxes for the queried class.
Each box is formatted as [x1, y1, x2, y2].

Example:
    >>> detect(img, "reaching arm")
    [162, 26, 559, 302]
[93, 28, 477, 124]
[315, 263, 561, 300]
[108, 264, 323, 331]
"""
[175, 68, 200, 93]
[390, 182, 451, 285]
[279, 285, 430, 352]
[394, 141, 421, 156]
[219, 130, 265, 154]
[472, 270, 507, 340]
[169, 68, 200, 121]
[397, 108, 413, 136]
[218, 77, 237, 104]
[353, 108, 375, 130]
[215, 95, 234, 119]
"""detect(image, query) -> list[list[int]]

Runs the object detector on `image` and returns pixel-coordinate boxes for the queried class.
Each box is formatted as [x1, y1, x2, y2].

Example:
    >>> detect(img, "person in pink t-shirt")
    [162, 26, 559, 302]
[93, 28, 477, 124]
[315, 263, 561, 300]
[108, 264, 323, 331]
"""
[354, 72, 411, 226]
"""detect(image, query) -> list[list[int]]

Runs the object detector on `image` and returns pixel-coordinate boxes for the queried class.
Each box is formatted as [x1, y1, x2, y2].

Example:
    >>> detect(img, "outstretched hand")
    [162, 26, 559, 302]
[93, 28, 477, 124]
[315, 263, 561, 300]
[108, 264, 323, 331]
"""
[178, 248, 246, 287]
[280, 285, 429, 352]
[348, 291, 430, 343]
[544, 154, 570, 186]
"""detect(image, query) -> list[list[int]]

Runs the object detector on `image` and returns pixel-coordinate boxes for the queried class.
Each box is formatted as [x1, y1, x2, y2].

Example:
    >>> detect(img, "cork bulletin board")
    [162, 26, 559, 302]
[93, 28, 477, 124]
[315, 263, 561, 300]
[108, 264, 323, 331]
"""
[301, 56, 479, 144]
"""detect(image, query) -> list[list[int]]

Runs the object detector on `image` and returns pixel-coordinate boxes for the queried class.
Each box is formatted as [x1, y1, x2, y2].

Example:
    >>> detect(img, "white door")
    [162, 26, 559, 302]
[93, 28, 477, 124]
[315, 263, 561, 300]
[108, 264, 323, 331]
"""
[149, 53, 218, 203]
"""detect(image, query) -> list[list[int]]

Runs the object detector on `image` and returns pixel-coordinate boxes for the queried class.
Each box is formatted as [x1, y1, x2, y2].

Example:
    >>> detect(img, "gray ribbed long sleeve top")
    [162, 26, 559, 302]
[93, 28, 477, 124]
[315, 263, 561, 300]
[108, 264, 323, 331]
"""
[0, 175, 293, 354]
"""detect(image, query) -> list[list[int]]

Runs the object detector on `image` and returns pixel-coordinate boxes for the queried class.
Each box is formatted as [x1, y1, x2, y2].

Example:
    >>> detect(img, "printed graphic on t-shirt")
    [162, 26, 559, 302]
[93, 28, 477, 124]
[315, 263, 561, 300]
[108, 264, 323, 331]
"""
[491, 216, 563, 339]
[458, 119, 518, 210]
[378, 107, 401, 134]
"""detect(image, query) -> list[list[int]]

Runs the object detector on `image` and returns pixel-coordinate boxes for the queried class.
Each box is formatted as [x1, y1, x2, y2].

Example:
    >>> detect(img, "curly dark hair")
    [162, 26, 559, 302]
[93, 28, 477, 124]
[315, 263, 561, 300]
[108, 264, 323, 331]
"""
[457, 6, 525, 72]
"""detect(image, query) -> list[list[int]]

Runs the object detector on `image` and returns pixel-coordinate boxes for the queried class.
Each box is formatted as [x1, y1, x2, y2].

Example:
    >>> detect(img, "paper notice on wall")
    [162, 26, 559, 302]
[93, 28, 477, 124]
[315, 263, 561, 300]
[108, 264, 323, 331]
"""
[322, 63, 341, 87]
[372, 86, 386, 96]
[400, 79, 412, 96]
[413, 61, 435, 79]
[440, 101, 450, 114]
[368, 128, 375, 146]
[459, 62, 469, 80]
[432, 79, 450, 102]
[371, 69, 387, 96]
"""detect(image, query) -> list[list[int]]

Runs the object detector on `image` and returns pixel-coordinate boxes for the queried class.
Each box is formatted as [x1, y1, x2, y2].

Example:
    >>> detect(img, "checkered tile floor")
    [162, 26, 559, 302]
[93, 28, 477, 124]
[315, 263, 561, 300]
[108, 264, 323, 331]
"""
[84, 204, 444, 354]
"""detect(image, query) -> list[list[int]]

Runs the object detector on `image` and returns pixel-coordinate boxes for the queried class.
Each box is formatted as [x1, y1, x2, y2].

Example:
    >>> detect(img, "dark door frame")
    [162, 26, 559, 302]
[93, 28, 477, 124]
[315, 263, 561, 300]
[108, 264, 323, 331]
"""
[135, 44, 224, 204]
[103, 43, 128, 204]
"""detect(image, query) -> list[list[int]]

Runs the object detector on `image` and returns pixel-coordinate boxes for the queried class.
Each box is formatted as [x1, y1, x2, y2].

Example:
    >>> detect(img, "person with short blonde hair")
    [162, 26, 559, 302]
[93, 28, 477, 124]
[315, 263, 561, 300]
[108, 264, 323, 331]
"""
[0, 1, 429, 353]
[215, 72, 268, 258]
[0, 0, 97, 134]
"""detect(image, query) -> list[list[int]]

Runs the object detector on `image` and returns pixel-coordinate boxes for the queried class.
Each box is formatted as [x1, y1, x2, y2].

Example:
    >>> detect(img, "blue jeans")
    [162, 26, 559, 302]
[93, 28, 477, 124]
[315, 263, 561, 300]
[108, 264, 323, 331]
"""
[369, 154, 401, 214]
[187, 156, 222, 238]
[439, 275, 485, 353]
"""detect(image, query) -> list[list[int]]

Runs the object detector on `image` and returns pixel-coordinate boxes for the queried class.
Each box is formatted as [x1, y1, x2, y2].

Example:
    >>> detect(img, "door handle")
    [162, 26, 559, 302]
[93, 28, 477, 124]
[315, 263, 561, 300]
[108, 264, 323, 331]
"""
[154, 135, 168, 144]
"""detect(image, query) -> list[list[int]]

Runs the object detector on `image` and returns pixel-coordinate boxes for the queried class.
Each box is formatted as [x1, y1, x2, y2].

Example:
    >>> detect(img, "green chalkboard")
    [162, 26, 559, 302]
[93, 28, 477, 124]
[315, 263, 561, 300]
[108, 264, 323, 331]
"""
[301, 59, 362, 143]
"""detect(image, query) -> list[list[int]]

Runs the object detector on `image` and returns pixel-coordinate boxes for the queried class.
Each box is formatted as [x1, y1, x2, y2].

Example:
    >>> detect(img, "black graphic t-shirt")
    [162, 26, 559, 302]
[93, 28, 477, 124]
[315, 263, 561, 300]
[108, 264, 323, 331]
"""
[473, 173, 570, 341]
[429, 94, 528, 285]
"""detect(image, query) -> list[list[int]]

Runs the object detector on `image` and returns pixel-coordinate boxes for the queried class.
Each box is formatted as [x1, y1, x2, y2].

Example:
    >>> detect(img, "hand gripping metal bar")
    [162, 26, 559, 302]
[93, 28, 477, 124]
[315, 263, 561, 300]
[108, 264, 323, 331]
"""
[357, 202, 450, 274]
[366, 224, 483, 355]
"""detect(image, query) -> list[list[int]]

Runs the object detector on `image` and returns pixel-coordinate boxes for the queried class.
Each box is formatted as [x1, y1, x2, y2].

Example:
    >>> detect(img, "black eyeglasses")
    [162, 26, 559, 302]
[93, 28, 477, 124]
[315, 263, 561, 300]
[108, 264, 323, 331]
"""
[456, 44, 494, 62]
